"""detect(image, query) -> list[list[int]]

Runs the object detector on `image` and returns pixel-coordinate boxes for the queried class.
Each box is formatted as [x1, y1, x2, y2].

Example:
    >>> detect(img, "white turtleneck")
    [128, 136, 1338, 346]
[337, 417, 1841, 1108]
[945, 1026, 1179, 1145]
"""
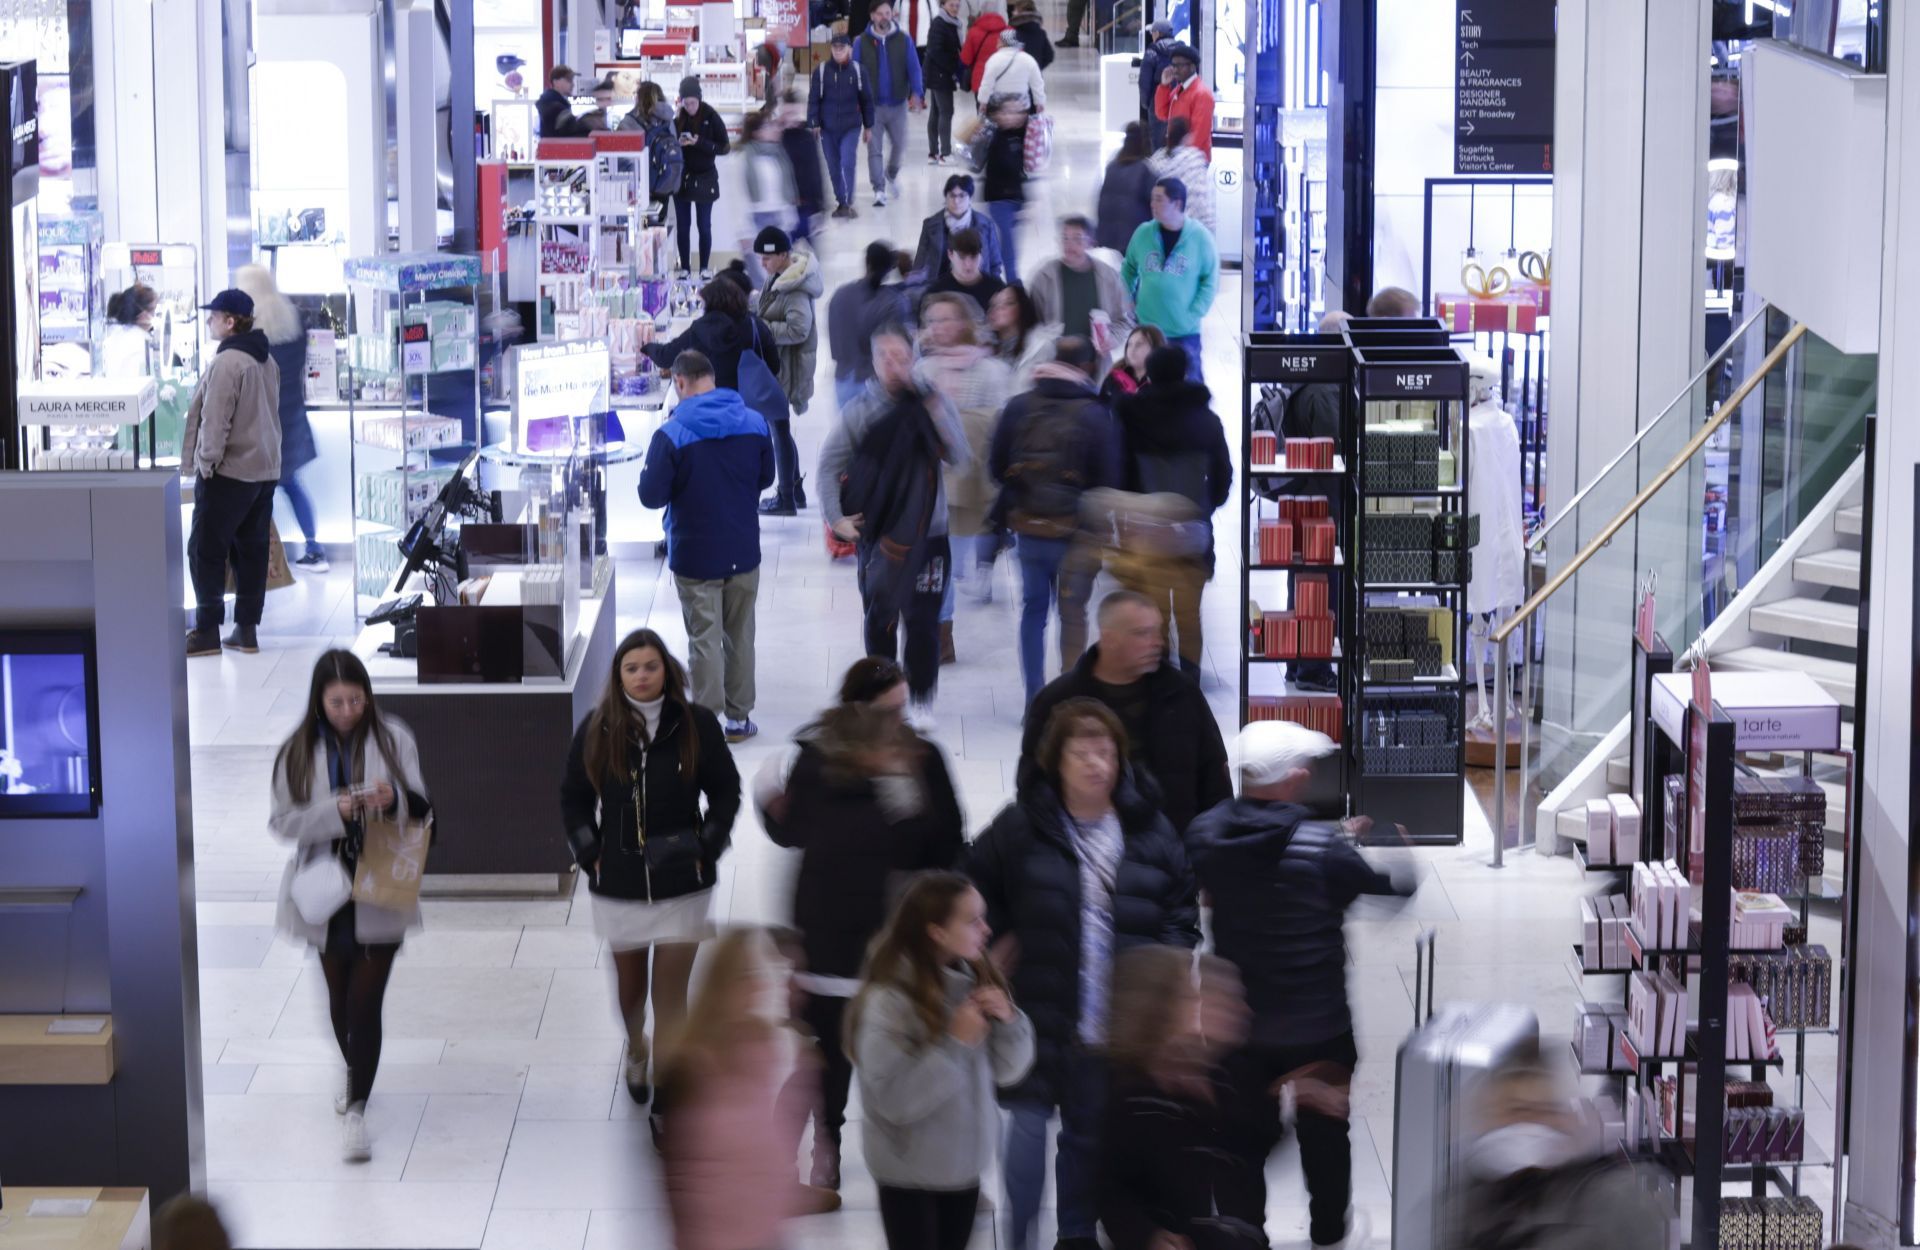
[624, 693, 665, 739]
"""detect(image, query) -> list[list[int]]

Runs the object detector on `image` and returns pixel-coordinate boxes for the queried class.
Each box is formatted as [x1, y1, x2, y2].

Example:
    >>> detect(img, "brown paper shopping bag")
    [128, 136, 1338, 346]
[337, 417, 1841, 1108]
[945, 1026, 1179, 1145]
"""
[352, 814, 432, 911]
[225, 521, 295, 593]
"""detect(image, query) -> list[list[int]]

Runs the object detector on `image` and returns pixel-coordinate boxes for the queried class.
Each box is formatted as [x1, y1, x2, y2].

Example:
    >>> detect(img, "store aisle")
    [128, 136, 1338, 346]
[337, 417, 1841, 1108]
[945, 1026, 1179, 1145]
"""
[177, 49, 1614, 1250]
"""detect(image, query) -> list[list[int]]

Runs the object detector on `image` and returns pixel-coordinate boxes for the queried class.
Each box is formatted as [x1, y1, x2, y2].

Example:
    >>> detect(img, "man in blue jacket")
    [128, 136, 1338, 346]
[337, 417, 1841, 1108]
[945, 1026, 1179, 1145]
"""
[639, 351, 776, 742]
[854, 0, 924, 207]
[808, 34, 876, 219]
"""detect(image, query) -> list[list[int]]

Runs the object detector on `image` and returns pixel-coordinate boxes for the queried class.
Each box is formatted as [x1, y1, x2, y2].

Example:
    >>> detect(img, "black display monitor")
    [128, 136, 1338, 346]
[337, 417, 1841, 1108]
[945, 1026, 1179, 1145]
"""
[0, 628, 101, 817]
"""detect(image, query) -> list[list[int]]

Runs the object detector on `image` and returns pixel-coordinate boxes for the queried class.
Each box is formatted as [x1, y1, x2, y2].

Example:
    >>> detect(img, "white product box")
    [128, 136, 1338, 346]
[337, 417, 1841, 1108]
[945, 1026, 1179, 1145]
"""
[1609, 794, 1642, 865]
[1585, 798, 1614, 865]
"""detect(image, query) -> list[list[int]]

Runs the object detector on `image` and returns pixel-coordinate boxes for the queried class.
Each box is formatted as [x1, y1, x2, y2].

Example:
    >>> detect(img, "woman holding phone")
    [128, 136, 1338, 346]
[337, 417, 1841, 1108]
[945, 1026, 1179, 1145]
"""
[269, 650, 432, 1164]
[561, 629, 742, 1136]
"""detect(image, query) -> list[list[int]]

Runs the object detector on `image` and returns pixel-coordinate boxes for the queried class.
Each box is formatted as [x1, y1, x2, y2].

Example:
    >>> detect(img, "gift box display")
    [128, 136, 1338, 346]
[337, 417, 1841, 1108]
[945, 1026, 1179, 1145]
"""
[1362, 607, 1448, 680]
[1283, 436, 1337, 469]
[1254, 496, 1337, 566]
[1251, 430, 1278, 463]
[1715, 1197, 1822, 1250]
[1361, 506, 1473, 586]
[1358, 692, 1458, 773]
[1249, 574, 1335, 660]
[1733, 775, 1827, 879]
[1727, 945, 1833, 1030]
[1247, 692, 1343, 741]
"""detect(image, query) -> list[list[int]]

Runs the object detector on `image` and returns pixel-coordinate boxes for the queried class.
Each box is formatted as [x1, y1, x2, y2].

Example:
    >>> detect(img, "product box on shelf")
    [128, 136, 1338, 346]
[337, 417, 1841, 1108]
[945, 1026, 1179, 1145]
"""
[1246, 691, 1343, 741]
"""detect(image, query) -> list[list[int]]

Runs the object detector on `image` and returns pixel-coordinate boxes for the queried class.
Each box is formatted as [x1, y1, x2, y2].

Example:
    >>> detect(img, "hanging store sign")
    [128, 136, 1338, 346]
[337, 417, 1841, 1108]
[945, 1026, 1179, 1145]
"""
[1454, 0, 1554, 175]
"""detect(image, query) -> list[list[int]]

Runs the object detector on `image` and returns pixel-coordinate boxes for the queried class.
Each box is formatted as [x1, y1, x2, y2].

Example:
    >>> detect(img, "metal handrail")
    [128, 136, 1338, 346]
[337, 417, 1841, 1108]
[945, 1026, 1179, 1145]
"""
[1488, 321, 1809, 866]
[1524, 302, 1772, 555]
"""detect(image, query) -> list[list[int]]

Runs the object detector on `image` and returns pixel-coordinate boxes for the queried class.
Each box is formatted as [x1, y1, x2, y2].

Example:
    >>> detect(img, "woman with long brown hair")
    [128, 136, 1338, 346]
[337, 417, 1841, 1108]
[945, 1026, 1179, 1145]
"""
[269, 650, 431, 1163]
[560, 629, 741, 1127]
[850, 872, 1033, 1250]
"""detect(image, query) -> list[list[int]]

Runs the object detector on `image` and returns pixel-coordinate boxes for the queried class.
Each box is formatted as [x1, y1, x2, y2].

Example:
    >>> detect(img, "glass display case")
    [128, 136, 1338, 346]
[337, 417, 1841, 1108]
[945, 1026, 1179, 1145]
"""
[36, 211, 101, 375]
[343, 251, 484, 610]
[16, 375, 157, 469]
[100, 241, 201, 463]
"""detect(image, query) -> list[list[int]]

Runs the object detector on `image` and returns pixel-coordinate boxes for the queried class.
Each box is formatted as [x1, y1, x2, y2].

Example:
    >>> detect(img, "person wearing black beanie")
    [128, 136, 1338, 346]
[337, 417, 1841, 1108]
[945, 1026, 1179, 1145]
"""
[672, 75, 731, 277]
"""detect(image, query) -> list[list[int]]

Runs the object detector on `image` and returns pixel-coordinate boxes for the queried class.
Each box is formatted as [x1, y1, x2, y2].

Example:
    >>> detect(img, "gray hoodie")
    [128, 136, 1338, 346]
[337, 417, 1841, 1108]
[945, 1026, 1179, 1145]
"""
[854, 963, 1035, 1191]
[816, 369, 970, 536]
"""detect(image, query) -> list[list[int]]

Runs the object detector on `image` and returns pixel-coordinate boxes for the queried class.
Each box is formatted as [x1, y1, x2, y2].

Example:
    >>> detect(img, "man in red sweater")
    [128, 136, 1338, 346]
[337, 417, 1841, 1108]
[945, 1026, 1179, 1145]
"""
[1153, 44, 1214, 162]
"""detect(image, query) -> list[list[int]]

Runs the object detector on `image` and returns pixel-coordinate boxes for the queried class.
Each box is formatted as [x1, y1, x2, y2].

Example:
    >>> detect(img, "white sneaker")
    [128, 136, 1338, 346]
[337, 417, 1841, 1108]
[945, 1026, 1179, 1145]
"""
[873, 191, 889, 207]
[888, 178, 902, 199]
[342, 1107, 372, 1162]
[907, 699, 937, 734]
[334, 1069, 350, 1116]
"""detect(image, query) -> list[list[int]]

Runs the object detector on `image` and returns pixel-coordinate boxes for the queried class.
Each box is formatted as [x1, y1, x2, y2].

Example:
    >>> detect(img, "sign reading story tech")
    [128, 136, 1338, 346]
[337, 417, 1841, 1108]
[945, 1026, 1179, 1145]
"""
[1454, 0, 1554, 175]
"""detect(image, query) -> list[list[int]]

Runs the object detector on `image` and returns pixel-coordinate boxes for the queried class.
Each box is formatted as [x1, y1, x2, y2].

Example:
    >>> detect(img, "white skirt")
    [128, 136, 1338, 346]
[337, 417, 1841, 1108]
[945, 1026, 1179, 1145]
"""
[590, 888, 715, 951]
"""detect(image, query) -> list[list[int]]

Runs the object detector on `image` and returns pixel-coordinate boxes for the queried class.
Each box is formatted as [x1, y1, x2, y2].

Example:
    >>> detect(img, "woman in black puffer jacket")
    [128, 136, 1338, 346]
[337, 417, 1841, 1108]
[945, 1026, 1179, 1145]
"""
[966, 697, 1199, 1250]
[560, 629, 741, 1126]
[762, 657, 965, 1191]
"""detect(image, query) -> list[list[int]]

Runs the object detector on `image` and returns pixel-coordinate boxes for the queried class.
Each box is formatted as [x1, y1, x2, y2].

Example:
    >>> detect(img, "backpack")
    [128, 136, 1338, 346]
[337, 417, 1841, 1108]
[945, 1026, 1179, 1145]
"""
[647, 118, 685, 197]
[1003, 395, 1095, 537]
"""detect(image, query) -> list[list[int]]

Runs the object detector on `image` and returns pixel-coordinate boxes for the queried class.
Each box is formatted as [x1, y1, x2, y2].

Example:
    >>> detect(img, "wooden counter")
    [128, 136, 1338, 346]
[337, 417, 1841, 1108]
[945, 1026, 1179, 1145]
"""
[0, 1018, 115, 1086]
[0, 1188, 148, 1250]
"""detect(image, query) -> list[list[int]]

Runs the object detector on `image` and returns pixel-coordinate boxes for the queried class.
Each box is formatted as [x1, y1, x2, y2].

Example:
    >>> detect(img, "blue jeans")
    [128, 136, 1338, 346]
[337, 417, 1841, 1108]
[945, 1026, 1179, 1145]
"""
[834, 375, 864, 411]
[278, 466, 320, 554]
[821, 127, 861, 207]
[986, 198, 1021, 281]
[1169, 332, 1205, 382]
[1016, 533, 1095, 703]
[1005, 1051, 1107, 1249]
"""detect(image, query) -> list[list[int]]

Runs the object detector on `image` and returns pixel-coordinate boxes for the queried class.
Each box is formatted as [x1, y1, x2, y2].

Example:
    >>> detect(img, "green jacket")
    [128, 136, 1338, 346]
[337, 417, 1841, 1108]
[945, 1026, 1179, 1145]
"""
[1119, 218, 1219, 341]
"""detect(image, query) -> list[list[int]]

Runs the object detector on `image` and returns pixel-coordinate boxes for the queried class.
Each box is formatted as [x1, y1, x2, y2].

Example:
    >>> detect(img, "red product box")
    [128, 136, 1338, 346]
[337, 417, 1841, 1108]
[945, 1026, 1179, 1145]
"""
[1301, 517, 1338, 564]
[1247, 695, 1283, 723]
[1284, 438, 1335, 470]
[1276, 693, 1343, 742]
[1251, 431, 1278, 464]
[1258, 519, 1293, 566]
[1295, 574, 1330, 619]
[1298, 615, 1335, 659]
[1278, 495, 1331, 525]
[1262, 612, 1298, 659]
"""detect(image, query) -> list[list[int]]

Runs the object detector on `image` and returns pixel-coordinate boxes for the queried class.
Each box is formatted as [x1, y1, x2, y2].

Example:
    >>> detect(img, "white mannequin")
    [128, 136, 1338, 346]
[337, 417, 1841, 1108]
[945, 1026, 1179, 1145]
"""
[1465, 353, 1526, 730]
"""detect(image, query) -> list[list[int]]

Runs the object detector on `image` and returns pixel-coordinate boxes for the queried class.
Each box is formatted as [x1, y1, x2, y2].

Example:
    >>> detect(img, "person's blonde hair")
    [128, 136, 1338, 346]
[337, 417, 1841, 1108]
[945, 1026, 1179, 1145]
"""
[918, 292, 982, 348]
[657, 928, 775, 1098]
[232, 263, 303, 346]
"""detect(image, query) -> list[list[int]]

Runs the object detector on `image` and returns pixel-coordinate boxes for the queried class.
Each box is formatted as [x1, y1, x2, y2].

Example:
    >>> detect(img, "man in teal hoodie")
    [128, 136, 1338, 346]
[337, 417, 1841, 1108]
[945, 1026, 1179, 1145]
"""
[1120, 175, 1219, 383]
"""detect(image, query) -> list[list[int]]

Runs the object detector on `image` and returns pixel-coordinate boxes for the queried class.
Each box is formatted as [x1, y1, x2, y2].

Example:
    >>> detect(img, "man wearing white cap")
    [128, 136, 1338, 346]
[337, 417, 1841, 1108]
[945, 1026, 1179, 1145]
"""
[1186, 720, 1414, 1250]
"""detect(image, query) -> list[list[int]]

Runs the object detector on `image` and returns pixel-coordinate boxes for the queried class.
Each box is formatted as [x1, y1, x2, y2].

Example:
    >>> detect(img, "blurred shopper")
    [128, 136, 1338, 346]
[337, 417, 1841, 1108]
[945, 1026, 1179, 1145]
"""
[1366, 285, 1420, 317]
[850, 872, 1036, 1250]
[777, 90, 827, 243]
[828, 242, 913, 408]
[537, 64, 588, 137]
[1030, 214, 1134, 351]
[742, 107, 800, 264]
[976, 27, 1047, 112]
[628, 82, 684, 224]
[640, 352, 775, 740]
[1008, 1, 1055, 70]
[1188, 720, 1416, 1250]
[979, 94, 1031, 279]
[810, 34, 876, 219]
[918, 292, 1015, 629]
[182, 288, 281, 657]
[819, 327, 970, 722]
[913, 174, 1009, 282]
[755, 35, 792, 105]
[961, 8, 1011, 95]
[1098, 323, 1165, 403]
[990, 337, 1122, 702]
[1138, 22, 1179, 144]
[234, 263, 324, 572]
[1095, 123, 1158, 254]
[270, 650, 431, 1162]
[1018, 590, 1230, 834]
[1450, 1060, 1669, 1250]
[1152, 43, 1213, 160]
[855, 0, 925, 206]
[769, 698, 966, 1189]
[985, 285, 1058, 389]
[673, 77, 732, 277]
[925, 0, 967, 163]
[658, 928, 802, 1250]
[1113, 344, 1231, 674]
[560, 630, 742, 1126]
[645, 275, 780, 390]
[101, 283, 158, 378]
[968, 697, 1200, 1250]
[1148, 116, 1215, 233]
[1120, 176, 1218, 382]
[753, 227, 821, 515]
[925, 227, 1008, 317]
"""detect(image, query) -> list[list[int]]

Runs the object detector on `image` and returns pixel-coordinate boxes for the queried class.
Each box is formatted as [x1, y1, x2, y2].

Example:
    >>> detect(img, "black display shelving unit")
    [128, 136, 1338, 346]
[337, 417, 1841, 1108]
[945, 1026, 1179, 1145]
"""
[1346, 337, 1470, 844]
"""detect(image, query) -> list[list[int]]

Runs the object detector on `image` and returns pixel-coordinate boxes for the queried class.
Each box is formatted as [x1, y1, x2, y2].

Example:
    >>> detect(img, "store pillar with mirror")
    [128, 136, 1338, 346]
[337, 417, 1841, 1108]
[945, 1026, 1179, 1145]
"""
[1463, 351, 1524, 745]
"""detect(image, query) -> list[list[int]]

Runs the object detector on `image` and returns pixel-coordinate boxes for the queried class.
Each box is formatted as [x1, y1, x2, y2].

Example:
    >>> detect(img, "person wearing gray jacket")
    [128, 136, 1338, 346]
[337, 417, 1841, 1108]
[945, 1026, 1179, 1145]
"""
[181, 288, 283, 658]
[754, 227, 823, 514]
[1027, 215, 1136, 353]
[849, 872, 1035, 1250]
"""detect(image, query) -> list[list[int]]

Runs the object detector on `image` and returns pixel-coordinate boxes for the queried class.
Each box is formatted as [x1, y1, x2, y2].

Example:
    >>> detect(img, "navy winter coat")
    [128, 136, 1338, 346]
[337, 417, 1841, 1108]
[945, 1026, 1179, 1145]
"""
[638, 387, 775, 580]
[808, 57, 876, 133]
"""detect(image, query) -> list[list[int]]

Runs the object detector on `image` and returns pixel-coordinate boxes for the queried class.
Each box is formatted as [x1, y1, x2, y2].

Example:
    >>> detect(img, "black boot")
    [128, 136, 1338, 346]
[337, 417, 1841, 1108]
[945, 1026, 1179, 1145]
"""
[760, 496, 798, 517]
[185, 628, 222, 657]
[223, 624, 260, 654]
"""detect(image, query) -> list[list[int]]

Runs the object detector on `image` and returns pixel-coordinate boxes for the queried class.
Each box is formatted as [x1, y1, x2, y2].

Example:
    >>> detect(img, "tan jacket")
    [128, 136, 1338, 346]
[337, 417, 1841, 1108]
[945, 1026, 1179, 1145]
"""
[1026, 255, 1136, 345]
[182, 331, 282, 481]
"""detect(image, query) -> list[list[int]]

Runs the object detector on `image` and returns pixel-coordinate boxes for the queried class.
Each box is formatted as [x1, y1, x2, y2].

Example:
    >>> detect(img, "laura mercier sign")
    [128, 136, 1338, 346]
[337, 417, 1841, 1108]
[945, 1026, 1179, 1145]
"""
[1454, 0, 1554, 175]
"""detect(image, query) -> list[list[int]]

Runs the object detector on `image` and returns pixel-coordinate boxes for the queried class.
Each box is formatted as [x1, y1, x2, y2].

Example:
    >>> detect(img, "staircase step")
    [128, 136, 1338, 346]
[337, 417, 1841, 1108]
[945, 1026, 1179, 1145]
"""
[1836, 504, 1864, 537]
[1792, 548, 1862, 591]
[1750, 597, 1859, 649]
[1714, 646, 1858, 704]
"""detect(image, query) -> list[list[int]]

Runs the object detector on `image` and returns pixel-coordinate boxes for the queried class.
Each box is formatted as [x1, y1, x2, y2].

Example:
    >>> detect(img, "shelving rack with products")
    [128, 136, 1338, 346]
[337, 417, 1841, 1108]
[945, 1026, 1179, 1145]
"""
[1239, 330, 1354, 819]
[1345, 340, 1470, 844]
[38, 212, 103, 370]
[342, 252, 483, 612]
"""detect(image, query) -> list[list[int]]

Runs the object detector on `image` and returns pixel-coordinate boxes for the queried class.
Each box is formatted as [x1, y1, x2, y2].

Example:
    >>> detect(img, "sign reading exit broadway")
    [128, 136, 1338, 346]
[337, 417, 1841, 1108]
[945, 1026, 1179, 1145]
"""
[1455, 0, 1554, 175]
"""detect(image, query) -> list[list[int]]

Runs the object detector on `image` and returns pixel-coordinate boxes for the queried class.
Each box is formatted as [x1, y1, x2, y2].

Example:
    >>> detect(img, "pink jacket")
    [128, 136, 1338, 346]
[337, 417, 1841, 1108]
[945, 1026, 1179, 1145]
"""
[664, 1036, 798, 1250]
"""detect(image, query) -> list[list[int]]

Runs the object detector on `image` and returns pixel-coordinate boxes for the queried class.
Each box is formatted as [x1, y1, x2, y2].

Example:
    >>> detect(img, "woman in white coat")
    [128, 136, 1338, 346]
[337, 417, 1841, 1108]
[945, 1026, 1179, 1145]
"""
[976, 28, 1046, 112]
[270, 649, 431, 1164]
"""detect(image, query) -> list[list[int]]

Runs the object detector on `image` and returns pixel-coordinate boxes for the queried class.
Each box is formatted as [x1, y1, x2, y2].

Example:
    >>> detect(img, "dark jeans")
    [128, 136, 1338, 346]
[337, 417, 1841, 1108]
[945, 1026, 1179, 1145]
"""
[858, 534, 950, 701]
[801, 991, 853, 1147]
[188, 474, 276, 631]
[768, 416, 803, 506]
[1015, 533, 1095, 702]
[822, 127, 861, 206]
[672, 194, 716, 270]
[321, 904, 402, 1106]
[1217, 1032, 1359, 1248]
[278, 466, 319, 552]
[1006, 1049, 1106, 1248]
[927, 87, 956, 157]
[879, 1184, 979, 1250]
